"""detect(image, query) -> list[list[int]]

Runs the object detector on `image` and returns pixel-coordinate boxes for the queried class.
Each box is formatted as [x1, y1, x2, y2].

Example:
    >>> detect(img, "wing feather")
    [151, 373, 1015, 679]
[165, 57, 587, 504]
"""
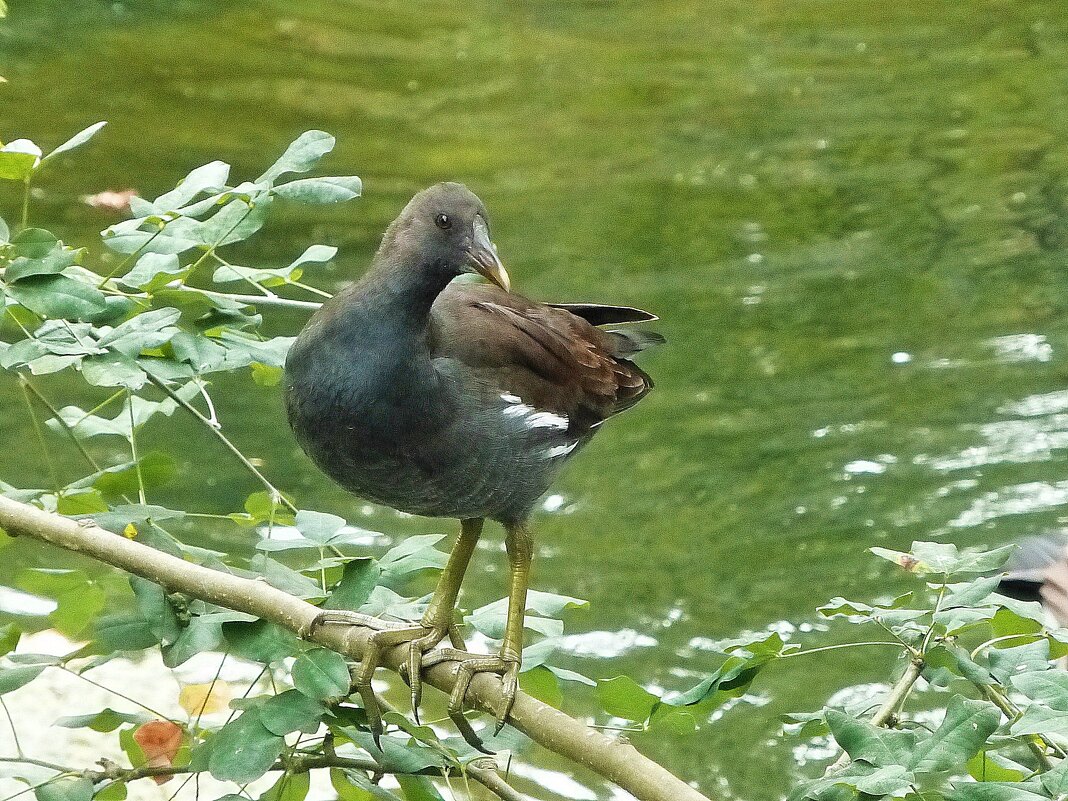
[429, 283, 658, 431]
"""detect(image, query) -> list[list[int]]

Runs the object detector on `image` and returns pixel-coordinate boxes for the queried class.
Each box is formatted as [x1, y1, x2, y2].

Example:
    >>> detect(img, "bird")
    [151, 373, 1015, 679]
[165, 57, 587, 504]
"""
[999, 535, 1068, 625]
[283, 182, 662, 749]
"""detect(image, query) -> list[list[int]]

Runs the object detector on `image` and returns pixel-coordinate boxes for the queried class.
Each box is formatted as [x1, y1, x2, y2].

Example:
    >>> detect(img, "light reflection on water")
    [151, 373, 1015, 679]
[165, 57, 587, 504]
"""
[2, 1, 1068, 798]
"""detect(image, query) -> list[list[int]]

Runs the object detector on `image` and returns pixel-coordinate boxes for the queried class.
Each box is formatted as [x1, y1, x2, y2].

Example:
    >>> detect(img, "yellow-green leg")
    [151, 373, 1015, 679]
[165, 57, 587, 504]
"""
[423, 522, 533, 750]
[312, 518, 485, 745]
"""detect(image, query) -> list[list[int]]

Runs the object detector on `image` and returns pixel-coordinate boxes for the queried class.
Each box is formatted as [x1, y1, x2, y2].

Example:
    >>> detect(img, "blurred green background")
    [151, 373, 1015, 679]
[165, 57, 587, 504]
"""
[2, 1, 1068, 798]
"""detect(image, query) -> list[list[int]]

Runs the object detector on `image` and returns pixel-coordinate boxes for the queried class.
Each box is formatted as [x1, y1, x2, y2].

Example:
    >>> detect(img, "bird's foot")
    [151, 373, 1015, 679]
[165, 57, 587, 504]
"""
[421, 648, 521, 753]
[302, 608, 401, 638]
[313, 613, 466, 748]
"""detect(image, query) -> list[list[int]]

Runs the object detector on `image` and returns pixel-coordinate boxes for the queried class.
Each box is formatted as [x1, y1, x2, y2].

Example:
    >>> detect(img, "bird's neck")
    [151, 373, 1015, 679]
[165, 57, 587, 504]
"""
[359, 251, 452, 334]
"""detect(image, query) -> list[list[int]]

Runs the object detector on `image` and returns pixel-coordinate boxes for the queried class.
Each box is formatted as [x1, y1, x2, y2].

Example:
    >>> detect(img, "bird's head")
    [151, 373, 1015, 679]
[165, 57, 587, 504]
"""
[387, 182, 510, 292]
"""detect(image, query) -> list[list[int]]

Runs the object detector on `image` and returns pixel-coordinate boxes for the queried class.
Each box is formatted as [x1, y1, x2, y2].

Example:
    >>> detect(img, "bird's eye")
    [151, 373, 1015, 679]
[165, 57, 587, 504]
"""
[435, 213, 451, 230]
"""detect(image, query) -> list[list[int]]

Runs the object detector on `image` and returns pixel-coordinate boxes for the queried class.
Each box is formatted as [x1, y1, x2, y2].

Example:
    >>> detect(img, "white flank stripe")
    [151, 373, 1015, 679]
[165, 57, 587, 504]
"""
[503, 403, 535, 418]
[544, 442, 578, 458]
[500, 393, 523, 404]
[526, 411, 569, 430]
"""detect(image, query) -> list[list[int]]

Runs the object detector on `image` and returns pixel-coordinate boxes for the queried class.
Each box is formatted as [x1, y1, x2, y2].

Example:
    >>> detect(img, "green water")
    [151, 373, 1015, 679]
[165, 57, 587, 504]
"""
[3, 1, 1068, 797]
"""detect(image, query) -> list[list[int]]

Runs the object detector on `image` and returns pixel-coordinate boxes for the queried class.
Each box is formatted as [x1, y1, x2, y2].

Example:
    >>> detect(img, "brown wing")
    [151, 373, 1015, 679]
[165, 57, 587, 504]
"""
[429, 283, 656, 431]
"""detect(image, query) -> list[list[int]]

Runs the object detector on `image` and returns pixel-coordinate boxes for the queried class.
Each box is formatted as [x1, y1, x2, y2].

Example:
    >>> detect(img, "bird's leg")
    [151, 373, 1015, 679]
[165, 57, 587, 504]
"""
[403, 517, 483, 713]
[422, 522, 533, 751]
[495, 523, 532, 730]
[316, 518, 483, 745]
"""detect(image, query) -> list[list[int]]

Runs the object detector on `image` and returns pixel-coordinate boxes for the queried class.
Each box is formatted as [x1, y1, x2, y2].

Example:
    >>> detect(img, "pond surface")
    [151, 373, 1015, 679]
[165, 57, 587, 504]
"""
[2, 1, 1068, 798]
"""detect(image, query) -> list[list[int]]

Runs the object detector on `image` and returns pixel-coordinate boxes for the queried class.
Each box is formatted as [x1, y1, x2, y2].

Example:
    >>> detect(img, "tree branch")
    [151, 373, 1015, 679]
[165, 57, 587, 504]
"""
[0, 495, 712, 801]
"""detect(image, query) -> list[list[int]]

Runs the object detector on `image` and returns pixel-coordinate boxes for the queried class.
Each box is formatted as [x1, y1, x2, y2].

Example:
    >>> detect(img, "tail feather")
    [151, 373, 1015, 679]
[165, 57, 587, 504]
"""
[606, 329, 666, 357]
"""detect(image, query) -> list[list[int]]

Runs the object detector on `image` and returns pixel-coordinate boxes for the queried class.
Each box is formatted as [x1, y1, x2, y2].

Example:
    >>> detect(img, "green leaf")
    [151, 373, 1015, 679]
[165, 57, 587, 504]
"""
[871, 542, 1015, 576]
[0, 664, 45, 694]
[258, 130, 336, 183]
[196, 195, 272, 246]
[288, 244, 337, 269]
[224, 619, 300, 664]
[947, 782, 1049, 801]
[55, 489, 109, 516]
[380, 534, 448, 580]
[520, 665, 563, 708]
[273, 176, 362, 203]
[119, 252, 186, 290]
[91, 612, 160, 652]
[0, 216, 9, 243]
[0, 150, 37, 180]
[1012, 669, 1068, 710]
[11, 228, 58, 258]
[597, 675, 659, 722]
[292, 648, 350, 701]
[34, 776, 94, 801]
[252, 554, 325, 600]
[942, 575, 1002, 608]
[7, 274, 108, 320]
[826, 709, 917, 767]
[259, 689, 327, 736]
[251, 362, 284, 387]
[130, 577, 181, 644]
[817, 597, 874, 619]
[968, 750, 1027, 783]
[40, 121, 107, 164]
[295, 509, 347, 543]
[395, 775, 445, 801]
[153, 161, 231, 210]
[850, 764, 914, 795]
[54, 708, 151, 732]
[1011, 704, 1068, 738]
[244, 490, 294, 525]
[94, 783, 128, 801]
[96, 308, 182, 355]
[325, 558, 379, 612]
[208, 708, 285, 783]
[0, 624, 20, 657]
[211, 263, 301, 286]
[910, 696, 1000, 773]
[987, 639, 1051, 684]
[162, 613, 231, 667]
[261, 771, 310, 801]
[1040, 757, 1068, 798]
[94, 452, 177, 497]
[338, 727, 444, 773]
[467, 589, 588, 639]
[102, 216, 200, 255]
[5, 243, 81, 282]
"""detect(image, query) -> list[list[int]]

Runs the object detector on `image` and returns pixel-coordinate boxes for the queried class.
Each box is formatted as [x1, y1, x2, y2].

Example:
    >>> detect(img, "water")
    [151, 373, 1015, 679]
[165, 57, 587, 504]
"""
[2, 2, 1068, 798]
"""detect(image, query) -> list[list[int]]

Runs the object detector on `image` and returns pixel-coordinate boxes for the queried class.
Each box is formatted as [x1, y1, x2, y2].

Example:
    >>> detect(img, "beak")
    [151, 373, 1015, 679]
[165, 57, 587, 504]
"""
[467, 214, 511, 292]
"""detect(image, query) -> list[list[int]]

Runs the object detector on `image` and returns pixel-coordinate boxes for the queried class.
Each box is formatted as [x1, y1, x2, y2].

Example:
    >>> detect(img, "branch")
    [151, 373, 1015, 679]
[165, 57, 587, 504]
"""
[825, 656, 924, 774]
[172, 285, 323, 310]
[100, 755, 526, 801]
[0, 495, 712, 801]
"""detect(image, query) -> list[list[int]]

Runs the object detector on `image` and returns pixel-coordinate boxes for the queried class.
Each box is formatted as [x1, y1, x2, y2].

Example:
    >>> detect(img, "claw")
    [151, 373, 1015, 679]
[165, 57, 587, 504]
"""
[495, 660, 520, 735]
[421, 648, 519, 751]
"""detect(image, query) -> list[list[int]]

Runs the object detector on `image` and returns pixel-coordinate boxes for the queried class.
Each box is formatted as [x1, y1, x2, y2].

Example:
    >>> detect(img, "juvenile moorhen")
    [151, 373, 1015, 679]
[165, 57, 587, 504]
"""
[284, 182, 661, 748]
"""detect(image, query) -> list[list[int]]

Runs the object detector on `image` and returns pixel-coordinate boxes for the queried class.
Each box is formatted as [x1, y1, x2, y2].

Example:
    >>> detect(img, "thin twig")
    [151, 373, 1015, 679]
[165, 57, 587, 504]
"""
[780, 642, 907, 659]
[141, 369, 298, 514]
[57, 665, 173, 722]
[826, 657, 925, 773]
[19, 376, 100, 471]
[17, 377, 59, 492]
[982, 685, 1059, 768]
[172, 284, 322, 309]
[0, 700, 22, 758]
[127, 390, 147, 505]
